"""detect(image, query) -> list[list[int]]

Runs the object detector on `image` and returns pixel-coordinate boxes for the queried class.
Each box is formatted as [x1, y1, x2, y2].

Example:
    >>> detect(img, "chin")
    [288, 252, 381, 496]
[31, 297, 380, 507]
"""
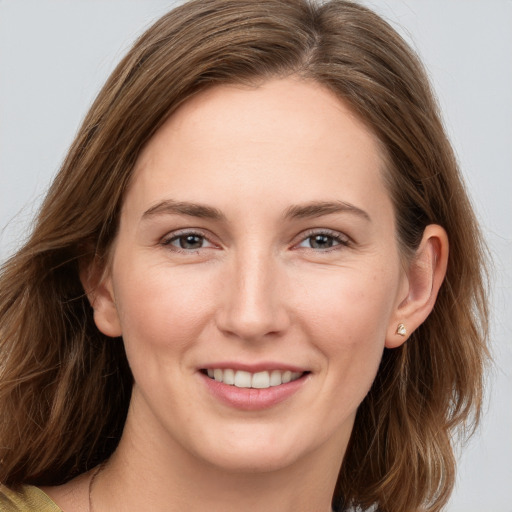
[189, 423, 319, 474]
[206, 447, 302, 474]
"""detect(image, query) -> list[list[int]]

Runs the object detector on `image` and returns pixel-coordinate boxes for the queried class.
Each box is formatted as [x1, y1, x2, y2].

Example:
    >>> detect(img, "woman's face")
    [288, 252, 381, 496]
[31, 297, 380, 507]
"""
[96, 78, 409, 472]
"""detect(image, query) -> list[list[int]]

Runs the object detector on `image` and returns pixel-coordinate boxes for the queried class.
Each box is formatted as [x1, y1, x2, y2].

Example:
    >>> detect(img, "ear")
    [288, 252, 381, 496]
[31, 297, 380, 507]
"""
[80, 257, 122, 338]
[385, 224, 449, 348]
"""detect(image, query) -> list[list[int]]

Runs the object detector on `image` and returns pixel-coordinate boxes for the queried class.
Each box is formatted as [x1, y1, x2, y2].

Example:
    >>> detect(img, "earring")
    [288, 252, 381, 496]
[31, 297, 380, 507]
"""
[396, 323, 407, 336]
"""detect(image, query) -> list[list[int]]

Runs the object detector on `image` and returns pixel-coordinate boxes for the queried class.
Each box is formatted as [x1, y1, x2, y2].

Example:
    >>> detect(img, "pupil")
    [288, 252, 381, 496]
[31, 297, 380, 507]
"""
[180, 235, 203, 249]
[311, 234, 333, 249]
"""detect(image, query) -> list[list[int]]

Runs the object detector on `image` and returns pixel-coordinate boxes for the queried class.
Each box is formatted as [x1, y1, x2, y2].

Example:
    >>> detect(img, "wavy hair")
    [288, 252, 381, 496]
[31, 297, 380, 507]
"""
[0, 1, 489, 511]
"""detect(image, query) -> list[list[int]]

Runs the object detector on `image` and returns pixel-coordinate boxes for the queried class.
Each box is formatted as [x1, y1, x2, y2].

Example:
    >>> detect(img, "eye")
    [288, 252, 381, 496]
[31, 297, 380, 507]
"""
[162, 231, 216, 251]
[296, 231, 349, 250]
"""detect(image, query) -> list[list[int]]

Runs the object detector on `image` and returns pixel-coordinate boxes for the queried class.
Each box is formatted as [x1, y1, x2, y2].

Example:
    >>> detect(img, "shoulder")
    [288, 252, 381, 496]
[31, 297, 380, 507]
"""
[0, 484, 62, 512]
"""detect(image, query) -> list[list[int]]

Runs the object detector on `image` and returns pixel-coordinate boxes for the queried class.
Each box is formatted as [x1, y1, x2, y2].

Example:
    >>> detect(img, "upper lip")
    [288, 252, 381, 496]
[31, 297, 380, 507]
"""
[199, 362, 309, 373]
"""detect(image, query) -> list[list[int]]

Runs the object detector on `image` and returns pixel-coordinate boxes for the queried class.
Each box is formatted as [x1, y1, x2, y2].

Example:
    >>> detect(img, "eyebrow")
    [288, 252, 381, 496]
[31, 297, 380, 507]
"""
[284, 200, 371, 222]
[142, 200, 226, 221]
[141, 199, 371, 223]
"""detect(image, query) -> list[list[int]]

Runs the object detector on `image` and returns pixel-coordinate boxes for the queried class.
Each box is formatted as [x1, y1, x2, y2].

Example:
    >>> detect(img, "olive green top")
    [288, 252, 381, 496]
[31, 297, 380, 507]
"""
[0, 483, 338, 511]
[0, 485, 62, 512]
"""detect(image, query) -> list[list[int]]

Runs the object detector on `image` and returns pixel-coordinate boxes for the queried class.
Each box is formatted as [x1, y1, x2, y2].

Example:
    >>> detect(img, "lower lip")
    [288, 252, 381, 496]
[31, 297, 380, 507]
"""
[200, 372, 309, 411]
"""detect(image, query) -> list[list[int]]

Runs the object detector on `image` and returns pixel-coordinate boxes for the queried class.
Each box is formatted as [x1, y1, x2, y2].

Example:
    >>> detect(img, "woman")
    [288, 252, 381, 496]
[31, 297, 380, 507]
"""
[0, 0, 489, 511]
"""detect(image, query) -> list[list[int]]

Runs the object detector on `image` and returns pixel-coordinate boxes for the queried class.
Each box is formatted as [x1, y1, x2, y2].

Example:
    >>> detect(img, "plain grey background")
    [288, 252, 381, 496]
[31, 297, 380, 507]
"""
[1, 1, 511, 510]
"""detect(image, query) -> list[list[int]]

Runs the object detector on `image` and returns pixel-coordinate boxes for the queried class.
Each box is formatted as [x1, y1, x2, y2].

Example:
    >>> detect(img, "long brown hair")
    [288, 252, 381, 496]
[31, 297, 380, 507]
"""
[0, 1, 489, 511]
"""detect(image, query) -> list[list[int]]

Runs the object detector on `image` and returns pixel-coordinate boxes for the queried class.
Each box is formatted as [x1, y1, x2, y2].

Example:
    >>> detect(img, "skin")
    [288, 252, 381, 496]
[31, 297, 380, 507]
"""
[45, 77, 448, 511]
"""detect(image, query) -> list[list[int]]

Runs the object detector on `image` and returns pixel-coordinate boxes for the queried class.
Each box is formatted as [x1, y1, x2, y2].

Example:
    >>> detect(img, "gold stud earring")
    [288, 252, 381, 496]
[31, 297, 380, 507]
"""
[396, 323, 407, 336]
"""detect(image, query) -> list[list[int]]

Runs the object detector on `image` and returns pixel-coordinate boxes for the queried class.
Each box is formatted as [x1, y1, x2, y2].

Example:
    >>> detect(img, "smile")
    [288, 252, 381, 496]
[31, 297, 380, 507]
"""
[203, 369, 305, 389]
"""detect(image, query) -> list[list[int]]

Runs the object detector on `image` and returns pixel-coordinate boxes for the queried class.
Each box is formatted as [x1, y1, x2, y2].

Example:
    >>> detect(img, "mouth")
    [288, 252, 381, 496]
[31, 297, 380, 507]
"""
[201, 368, 307, 389]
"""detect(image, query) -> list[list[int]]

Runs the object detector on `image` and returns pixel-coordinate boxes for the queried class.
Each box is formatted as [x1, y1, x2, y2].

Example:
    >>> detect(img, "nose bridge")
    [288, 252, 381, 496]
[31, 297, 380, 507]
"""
[217, 244, 289, 340]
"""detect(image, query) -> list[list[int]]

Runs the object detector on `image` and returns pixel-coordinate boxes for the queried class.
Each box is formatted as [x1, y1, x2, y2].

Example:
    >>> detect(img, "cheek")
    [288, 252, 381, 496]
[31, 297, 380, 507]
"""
[296, 266, 397, 389]
[112, 261, 215, 355]
[298, 266, 396, 342]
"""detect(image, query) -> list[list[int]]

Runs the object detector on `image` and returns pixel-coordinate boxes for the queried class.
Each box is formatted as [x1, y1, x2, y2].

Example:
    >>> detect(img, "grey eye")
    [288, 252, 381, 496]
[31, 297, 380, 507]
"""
[300, 234, 340, 249]
[172, 234, 205, 250]
[311, 234, 335, 249]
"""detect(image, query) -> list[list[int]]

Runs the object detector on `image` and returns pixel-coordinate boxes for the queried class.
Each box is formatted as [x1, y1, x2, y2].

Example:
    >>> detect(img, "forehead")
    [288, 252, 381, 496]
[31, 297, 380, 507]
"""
[127, 78, 390, 218]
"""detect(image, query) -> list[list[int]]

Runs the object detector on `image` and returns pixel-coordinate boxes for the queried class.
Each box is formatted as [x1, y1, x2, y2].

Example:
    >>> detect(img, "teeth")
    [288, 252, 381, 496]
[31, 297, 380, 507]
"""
[252, 371, 270, 389]
[205, 369, 303, 389]
[234, 370, 252, 388]
[223, 368, 235, 385]
[269, 370, 282, 386]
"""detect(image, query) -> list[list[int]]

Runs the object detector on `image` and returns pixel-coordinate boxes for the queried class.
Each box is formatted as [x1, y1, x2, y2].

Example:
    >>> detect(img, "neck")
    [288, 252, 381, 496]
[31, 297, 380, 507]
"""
[93, 402, 344, 512]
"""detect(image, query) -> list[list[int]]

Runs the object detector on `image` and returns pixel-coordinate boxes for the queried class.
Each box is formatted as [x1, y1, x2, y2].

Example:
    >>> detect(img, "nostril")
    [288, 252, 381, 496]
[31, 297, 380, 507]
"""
[215, 307, 291, 342]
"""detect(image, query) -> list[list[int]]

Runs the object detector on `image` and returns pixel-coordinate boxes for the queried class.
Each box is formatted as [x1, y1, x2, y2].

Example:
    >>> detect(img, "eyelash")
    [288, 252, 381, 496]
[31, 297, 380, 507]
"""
[294, 229, 350, 252]
[161, 230, 215, 253]
[160, 229, 350, 253]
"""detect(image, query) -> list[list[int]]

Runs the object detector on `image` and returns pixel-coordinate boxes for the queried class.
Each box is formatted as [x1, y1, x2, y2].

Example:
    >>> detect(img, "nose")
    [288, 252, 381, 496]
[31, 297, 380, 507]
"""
[215, 248, 291, 341]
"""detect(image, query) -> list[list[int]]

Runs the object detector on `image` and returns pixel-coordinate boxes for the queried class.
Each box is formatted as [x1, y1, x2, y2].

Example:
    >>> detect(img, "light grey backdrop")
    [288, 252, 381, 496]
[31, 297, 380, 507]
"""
[1, 1, 511, 510]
